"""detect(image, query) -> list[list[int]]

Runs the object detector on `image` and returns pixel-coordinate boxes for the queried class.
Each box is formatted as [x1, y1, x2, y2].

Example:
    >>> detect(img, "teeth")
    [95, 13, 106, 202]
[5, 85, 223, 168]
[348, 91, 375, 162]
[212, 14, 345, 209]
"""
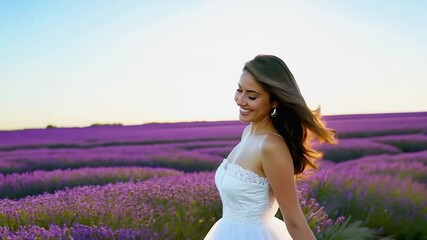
[240, 108, 250, 113]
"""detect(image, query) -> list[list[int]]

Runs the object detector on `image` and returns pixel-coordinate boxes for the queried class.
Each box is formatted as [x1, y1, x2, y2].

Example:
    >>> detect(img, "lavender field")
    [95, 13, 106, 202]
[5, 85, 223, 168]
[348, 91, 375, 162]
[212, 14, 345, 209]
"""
[0, 112, 426, 240]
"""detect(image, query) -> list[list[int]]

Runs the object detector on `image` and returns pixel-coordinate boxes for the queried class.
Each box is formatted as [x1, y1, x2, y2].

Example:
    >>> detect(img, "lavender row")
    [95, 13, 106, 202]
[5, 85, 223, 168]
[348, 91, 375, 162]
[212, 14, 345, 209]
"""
[334, 150, 427, 183]
[0, 220, 378, 240]
[0, 146, 221, 174]
[0, 172, 220, 238]
[0, 140, 237, 162]
[317, 138, 401, 162]
[0, 122, 246, 150]
[0, 135, 414, 175]
[0, 223, 162, 240]
[329, 112, 427, 138]
[0, 166, 182, 199]
[309, 151, 427, 239]
[371, 134, 427, 152]
[193, 146, 235, 159]
[0, 172, 351, 239]
[172, 139, 238, 151]
[1, 112, 426, 150]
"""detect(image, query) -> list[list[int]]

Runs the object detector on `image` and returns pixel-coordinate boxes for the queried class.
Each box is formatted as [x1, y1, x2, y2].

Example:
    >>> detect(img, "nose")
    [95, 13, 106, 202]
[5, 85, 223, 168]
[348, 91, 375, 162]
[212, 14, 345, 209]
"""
[235, 94, 245, 106]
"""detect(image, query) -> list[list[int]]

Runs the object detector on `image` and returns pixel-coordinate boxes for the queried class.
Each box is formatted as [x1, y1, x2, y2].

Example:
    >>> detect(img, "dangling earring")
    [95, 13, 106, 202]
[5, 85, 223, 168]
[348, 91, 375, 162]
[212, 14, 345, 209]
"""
[271, 108, 277, 117]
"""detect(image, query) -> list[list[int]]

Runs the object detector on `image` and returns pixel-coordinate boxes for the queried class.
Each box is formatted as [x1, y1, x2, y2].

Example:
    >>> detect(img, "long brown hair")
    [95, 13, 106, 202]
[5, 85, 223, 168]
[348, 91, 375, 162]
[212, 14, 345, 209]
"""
[244, 54, 337, 175]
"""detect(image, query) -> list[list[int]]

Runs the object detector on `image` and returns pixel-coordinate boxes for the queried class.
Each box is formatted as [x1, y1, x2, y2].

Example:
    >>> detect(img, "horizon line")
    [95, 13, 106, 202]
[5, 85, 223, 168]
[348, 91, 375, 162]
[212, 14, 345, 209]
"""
[1, 110, 426, 132]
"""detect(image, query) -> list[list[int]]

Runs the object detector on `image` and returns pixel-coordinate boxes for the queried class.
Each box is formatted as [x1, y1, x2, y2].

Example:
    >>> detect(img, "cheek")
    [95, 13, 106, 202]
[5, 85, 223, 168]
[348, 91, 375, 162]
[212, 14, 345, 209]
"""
[257, 100, 271, 112]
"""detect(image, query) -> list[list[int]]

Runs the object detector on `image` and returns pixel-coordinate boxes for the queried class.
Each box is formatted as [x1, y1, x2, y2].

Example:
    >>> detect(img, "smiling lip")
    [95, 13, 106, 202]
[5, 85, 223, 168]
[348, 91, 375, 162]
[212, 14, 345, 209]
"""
[240, 107, 251, 115]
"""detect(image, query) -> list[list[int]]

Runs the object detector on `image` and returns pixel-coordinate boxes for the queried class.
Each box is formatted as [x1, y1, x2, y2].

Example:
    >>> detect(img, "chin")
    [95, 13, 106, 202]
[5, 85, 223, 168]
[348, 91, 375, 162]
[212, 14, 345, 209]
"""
[238, 115, 251, 123]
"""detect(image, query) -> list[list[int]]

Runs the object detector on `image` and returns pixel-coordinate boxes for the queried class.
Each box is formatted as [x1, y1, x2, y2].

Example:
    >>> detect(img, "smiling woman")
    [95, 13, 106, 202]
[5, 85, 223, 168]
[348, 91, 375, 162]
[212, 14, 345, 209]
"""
[204, 55, 337, 240]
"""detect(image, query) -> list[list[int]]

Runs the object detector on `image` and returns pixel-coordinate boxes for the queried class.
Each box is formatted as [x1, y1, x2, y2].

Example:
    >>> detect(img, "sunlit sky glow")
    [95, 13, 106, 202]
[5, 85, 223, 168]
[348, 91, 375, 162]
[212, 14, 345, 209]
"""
[1, 0, 426, 130]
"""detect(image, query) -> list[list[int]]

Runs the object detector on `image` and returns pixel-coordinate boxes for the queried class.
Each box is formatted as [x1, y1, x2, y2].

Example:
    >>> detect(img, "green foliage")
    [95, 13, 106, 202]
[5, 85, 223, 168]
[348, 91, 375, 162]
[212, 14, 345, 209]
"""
[322, 148, 397, 163]
[317, 217, 394, 240]
[376, 139, 427, 152]
[146, 155, 219, 172]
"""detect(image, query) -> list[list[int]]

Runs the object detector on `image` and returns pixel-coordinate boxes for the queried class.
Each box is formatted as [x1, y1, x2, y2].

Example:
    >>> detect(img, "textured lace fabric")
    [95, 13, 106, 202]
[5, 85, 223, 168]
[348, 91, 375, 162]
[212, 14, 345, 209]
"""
[225, 159, 269, 186]
[216, 159, 277, 224]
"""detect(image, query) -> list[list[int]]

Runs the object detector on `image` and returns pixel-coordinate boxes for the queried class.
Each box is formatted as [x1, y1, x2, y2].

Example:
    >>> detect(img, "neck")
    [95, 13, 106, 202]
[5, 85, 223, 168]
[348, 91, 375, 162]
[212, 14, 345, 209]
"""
[248, 116, 275, 135]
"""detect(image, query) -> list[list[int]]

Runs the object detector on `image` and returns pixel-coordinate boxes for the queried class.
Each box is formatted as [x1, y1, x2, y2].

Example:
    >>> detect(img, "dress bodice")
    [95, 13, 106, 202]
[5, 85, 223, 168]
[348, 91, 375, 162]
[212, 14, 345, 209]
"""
[215, 158, 279, 223]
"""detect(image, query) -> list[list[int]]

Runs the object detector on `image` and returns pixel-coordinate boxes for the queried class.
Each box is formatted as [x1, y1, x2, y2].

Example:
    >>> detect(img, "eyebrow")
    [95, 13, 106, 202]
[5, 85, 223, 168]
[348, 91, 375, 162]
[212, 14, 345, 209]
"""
[238, 84, 261, 95]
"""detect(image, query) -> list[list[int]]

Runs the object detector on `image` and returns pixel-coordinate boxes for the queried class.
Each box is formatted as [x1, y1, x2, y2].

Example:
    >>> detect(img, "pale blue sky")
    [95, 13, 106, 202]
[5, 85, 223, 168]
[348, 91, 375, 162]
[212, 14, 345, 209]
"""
[1, 0, 426, 130]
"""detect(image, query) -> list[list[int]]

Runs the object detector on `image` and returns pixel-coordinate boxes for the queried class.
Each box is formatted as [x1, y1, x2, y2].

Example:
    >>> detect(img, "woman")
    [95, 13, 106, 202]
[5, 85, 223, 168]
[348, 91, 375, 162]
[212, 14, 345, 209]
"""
[204, 55, 336, 240]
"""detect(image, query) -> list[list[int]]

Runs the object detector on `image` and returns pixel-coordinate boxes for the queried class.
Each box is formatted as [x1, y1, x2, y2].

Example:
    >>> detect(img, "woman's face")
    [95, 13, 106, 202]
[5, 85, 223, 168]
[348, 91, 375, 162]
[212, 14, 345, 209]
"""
[234, 71, 276, 123]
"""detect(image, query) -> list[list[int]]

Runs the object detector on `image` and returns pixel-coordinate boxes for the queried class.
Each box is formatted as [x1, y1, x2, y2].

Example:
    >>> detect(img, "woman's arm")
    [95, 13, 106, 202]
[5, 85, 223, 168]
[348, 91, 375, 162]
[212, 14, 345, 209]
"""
[261, 135, 316, 240]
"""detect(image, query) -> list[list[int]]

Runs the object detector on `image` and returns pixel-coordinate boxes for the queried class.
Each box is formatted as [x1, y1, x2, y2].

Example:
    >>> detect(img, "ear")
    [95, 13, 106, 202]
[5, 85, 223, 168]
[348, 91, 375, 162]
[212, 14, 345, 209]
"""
[271, 101, 279, 109]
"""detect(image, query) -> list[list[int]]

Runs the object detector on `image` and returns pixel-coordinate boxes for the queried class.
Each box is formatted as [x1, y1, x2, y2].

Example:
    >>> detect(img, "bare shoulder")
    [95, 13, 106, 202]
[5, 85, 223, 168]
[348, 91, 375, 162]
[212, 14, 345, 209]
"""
[260, 134, 292, 160]
[260, 134, 294, 172]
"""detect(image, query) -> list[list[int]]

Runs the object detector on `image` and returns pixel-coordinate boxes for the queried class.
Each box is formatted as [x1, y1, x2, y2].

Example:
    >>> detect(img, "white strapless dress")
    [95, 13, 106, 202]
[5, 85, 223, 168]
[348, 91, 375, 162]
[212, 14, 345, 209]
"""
[204, 159, 293, 240]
